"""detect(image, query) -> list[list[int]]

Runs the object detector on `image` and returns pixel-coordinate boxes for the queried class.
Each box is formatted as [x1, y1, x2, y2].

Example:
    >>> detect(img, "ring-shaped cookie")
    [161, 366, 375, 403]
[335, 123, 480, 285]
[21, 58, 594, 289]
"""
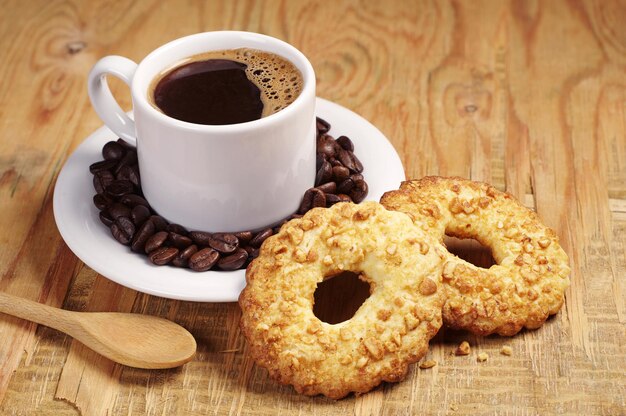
[239, 202, 445, 399]
[381, 177, 570, 336]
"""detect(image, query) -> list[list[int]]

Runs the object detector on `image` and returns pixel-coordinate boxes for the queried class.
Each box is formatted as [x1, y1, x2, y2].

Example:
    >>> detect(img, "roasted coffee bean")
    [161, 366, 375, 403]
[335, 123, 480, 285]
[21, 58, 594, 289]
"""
[102, 141, 125, 160]
[338, 148, 363, 173]
[131, 219, 155, 253]
[208, 233, 239, 254]
[108, 202, 132, 220]
[316, 152, 327, 170]
[93, 194, 111, 211]
[217, 248, 248, 271]
[329, 158, 343, 167]
[116, 164, 134, 182]
[131, 204, 151, 225]
[114, 150, 138, 172]
[336, 135, 354, 152]
[337, 178, 355, 194]
[172, 244, 198, 267]
[317, 134, 338, 158]
[189, 231, 212, 246]
[331, 165, 350, 181]
[316, 181, 337, 194]
[169, 232, 193, 249]
[337, 193, 352, 203]
[242, 245, 260, 259]
[234, 231, 253, 244]
[298, 188, 314, 214]
[145, 231, 168, 254]
[167, 223, 188, 236]
[249, 228, 273, 248]
[116, 138, 136, 151]
[149, 246, 178, 266]
[99, 211, 114, 227]
[89, 159, 117, 174]
[325, 193, 342, 206]
[93, 170, 114, 194]
[120, 194, 149, 208]
[106, 180, 134, 198]
[350, 173, 364, 182]
[128, 165, 140, 188]
[110, 216, 135, 245]
[311, 188, 326, 208]
[149, 215, 168, 231]
[315, 160, 332, 186]
[350, 179, 368, 203]
[189, 248, 220, 272]
[316, 117, 331, 136]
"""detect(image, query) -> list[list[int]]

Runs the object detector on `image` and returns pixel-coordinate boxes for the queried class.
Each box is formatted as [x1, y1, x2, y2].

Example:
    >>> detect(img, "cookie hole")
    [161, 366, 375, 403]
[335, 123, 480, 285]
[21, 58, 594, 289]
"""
[444, 235, 496, 269]
[313, 271, 371, 324]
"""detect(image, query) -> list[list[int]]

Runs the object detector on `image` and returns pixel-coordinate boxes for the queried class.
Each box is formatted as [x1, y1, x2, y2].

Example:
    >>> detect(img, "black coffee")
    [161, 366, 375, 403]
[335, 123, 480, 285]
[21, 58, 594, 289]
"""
[150, 48, 303, 125]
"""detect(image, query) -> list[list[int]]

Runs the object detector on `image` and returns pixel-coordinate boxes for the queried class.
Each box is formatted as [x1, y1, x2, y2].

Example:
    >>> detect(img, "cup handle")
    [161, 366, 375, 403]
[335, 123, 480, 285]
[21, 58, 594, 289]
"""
[87, 56, 138, 145]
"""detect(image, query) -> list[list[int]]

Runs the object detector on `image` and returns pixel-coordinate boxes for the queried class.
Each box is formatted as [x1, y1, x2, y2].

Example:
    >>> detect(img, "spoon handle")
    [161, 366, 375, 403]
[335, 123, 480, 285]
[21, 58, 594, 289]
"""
[0, 291, 77, 334]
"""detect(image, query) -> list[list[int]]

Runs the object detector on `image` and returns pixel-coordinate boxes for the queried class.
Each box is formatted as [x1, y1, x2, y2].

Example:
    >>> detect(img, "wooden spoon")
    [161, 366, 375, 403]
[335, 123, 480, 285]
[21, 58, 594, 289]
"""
[0, 291, 196, 369]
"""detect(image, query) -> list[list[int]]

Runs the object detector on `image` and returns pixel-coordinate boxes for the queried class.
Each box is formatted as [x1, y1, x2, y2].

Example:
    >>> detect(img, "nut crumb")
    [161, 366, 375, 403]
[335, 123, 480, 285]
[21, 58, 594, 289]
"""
[477, 352, 489, 362]
[450, 403, 459, 412]
[419, 359, 437, 369]
[500, 345, 512, 356]
[455, 341, 470, 356]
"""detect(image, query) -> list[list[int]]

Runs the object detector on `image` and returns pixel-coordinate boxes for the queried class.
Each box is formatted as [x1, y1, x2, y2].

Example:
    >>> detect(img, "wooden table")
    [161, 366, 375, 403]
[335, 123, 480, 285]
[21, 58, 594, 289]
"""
[1, 0, 624, 414]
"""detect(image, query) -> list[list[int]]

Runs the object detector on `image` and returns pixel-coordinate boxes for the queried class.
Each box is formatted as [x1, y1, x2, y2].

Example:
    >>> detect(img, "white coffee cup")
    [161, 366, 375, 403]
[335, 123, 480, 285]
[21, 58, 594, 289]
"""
[88, 31, 316, 232]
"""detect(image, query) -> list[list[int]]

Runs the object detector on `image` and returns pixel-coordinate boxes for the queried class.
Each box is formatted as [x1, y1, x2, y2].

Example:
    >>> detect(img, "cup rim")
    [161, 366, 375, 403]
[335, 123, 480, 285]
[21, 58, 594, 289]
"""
[131, 31, 315, 132]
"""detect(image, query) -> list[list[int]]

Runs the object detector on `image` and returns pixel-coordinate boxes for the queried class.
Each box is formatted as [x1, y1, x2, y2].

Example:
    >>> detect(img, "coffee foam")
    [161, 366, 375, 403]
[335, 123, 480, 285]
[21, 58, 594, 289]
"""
[150, 48, 303, 118]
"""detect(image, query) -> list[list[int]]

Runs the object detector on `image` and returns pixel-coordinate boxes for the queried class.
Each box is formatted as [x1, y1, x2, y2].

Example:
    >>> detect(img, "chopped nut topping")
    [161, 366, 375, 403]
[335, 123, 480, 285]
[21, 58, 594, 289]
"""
[339, 354, 352, 365]
[356, 357, 369, 369]
[300, 219, 314, 230]
[386, 244, 398, 255]
[500, 345, 512, 356]
[449, 198, 463, 214]
[339, 328, 353, 341]
[363, 338, 384, 360]
[294, 248, 307, 262]
[478, 197, 491, 208]
[538, 238, 552, 248]
[377, 309, 392, 321]
[443, 261, 456, 279]
[384, 341, 398, 352]
[419, 277, 438, 296]
[391, 331, 402, 346]
[505, 227, 519, 238]
[419, 359, 437, 369]
[455, 341, 471, 356]
[286, 226, 304, 244]
[461, 200, 475, 214]
[477, 352, 489, 362]
[404, 313, 420, 330]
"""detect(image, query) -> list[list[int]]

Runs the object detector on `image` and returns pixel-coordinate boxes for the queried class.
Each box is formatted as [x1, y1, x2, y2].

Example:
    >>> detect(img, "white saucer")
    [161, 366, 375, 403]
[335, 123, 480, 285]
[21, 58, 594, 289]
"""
[53, 98, 405, 302]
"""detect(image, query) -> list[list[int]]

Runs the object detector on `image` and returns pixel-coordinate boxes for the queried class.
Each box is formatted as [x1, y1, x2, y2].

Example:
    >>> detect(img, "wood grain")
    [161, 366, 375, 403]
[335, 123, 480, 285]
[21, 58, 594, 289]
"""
[0, 0, 624, 414]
